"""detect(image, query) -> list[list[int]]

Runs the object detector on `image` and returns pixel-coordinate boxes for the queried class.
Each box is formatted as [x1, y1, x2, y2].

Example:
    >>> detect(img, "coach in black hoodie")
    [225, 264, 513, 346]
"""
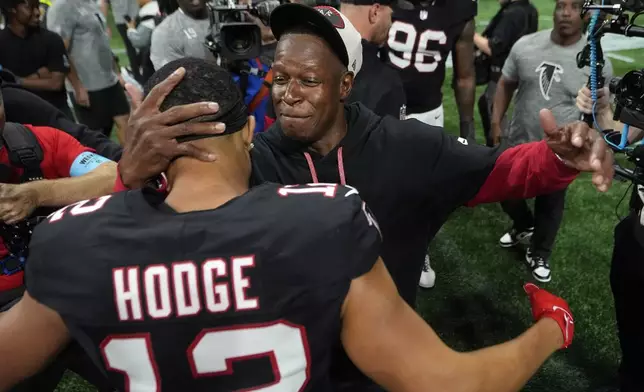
[115, 4, 613, 389]
[118, 2, 613, 306]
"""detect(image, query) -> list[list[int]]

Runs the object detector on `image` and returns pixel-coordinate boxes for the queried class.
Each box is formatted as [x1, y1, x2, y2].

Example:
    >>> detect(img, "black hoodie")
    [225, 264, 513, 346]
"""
[253, 102, 505, 305]
[251, 102, 577, 307]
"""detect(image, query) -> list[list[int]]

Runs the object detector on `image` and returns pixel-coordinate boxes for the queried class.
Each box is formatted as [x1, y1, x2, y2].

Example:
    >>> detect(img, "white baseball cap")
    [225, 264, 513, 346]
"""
[270, 3, 363, 76]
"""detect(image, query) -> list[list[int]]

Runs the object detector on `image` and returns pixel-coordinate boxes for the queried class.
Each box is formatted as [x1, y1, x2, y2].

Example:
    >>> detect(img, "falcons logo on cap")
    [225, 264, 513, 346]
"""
[535, 61, 564, 101]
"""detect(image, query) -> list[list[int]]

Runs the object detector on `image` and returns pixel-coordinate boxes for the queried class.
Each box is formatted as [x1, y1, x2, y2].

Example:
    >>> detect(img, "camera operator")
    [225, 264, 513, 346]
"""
[150, 0, 215, 70]
[126, 0, 161, 82]
[577, 84, 644, 392]
[474, 0, 538, 147]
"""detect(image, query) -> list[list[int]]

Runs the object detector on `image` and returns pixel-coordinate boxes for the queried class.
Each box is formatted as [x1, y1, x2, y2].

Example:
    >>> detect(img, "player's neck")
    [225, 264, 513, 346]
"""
[164, 161, 250, 213]
[550, 29, 582, 47]
[309, 110, 348, 156]
[338, 8, 370, 41]
[8, 21, 27, 38]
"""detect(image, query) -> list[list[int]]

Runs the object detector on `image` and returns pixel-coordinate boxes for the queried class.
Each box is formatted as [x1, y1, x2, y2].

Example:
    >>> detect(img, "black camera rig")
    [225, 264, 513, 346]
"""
[578, 0, 644, 186]
[0, 217, 43, 276]
[204, 0, 282, 64]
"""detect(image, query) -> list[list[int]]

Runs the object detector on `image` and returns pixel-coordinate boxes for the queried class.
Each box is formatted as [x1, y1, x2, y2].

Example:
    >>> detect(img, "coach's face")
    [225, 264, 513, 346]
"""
[272, 33, 353, 143]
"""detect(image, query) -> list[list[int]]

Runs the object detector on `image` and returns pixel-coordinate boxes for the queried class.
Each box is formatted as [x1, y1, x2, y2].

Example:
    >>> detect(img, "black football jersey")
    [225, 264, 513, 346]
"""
[385, 0, 478, 113]
[25, 182, 382, 391]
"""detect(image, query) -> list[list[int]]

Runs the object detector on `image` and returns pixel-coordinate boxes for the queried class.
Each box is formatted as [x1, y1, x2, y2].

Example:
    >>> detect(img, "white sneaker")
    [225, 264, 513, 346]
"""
[419, 255, 436, 288]
[499, 227, 534, 248]
[525, 249, 552, 283]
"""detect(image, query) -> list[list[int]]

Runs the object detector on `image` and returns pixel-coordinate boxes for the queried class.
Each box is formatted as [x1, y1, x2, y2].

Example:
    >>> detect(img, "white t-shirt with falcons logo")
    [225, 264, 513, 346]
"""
[500, 29, 613, 147]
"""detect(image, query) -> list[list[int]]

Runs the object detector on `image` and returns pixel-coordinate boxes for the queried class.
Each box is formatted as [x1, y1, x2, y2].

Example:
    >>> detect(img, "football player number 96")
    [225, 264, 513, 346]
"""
[100, 321, 311, 391]
[387, 21, 447, 73]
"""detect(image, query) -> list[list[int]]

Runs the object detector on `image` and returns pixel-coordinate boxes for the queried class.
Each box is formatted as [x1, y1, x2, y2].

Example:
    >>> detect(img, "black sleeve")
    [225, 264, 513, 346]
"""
[1, 86, 123, 161]
[488, 10, 528, 58]
[345, 192, 382, 279]
[389, 118, 501, 211]
[45, 32, 70, 74]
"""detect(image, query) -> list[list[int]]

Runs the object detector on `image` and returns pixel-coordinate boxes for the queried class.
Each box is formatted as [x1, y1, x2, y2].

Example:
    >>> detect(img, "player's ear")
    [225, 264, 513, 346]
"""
[244, 116, 256, 147]
[368, 4, 379, 24]
[339, 71, 354, 101]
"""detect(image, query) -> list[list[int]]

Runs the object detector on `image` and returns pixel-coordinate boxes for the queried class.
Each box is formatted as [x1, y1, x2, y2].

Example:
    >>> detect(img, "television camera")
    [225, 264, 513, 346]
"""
[578, 0, 644, 186]
[204, 0, 283, 65]
[0, 217, 44, 277]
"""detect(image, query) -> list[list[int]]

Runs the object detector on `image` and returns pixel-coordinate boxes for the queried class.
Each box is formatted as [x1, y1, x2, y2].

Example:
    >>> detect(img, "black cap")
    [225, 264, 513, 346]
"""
[270, 3, 363, 75]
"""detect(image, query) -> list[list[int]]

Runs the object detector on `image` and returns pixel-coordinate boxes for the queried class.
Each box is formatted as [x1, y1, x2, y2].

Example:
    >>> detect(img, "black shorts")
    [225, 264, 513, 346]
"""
[71, 82, 129, 134]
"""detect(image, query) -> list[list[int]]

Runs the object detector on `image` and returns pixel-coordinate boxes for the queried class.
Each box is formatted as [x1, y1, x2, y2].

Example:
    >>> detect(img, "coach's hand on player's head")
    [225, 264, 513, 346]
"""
[0, 183, 38, 224]
[541, 108, 614, 192]
[120, 67, 226, 189]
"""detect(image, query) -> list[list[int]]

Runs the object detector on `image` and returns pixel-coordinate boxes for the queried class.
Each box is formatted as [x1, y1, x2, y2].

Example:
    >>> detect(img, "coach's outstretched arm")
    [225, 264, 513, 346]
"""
[342, 259, 571, 392]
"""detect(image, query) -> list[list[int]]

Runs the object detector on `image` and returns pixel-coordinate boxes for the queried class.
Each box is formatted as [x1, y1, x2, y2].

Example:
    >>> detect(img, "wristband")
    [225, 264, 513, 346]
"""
[114, 167, 129, 193]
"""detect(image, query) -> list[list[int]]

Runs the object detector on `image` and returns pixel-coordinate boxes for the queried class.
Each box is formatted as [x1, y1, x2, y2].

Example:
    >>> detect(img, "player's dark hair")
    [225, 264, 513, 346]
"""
[143, 57, 249, 141]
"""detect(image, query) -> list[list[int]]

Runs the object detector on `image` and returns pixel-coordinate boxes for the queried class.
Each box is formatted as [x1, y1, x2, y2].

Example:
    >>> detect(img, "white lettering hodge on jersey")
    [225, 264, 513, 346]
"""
[112, 256, 259, 321]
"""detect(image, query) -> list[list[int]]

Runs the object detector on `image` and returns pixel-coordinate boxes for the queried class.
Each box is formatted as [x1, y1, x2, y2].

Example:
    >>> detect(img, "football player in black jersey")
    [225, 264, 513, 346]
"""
[384, 0, 477, 289]
[0, 57, 575, 392]
[385, 0, 476, 131]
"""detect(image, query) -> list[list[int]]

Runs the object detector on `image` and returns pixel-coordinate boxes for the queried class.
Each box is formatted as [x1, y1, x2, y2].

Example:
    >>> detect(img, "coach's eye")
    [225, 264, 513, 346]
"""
[273, 75, 288, 85]
[302, 79, 320, 87]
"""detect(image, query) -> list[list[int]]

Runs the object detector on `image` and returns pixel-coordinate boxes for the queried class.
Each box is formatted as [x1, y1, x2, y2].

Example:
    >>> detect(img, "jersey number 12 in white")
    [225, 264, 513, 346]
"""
[100, 321, 310, 391]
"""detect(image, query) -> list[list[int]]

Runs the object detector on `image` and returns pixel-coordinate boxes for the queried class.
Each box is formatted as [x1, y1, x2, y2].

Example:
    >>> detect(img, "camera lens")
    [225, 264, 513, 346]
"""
[226, 32, 253, 54]
[221, 24, 260, 58]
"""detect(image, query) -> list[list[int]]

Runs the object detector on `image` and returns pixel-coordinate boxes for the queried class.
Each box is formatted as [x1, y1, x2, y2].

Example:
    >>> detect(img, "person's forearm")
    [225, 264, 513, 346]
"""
[594, 107, 615, 132]
[462, 318, 562, 392]
[24, 162, 117, 207]
[454, 76, 475, 123]
[593, 107, 643, 143]
[492, 78, 515, 127]
[67, 58, 84, 92]
[100, 0, 109, 19]
[19, 75, 64, 91]
[474, 33, 491, 56]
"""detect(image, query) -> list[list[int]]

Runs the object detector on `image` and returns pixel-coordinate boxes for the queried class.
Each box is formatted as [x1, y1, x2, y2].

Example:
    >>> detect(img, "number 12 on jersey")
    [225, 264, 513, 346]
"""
[387, 21, 447, 73]
[100, 321, 311, 391]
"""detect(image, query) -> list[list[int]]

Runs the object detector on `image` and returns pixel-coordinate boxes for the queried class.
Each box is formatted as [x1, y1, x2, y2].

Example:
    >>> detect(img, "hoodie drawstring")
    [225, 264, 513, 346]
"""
[303, 147, 346, 186]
